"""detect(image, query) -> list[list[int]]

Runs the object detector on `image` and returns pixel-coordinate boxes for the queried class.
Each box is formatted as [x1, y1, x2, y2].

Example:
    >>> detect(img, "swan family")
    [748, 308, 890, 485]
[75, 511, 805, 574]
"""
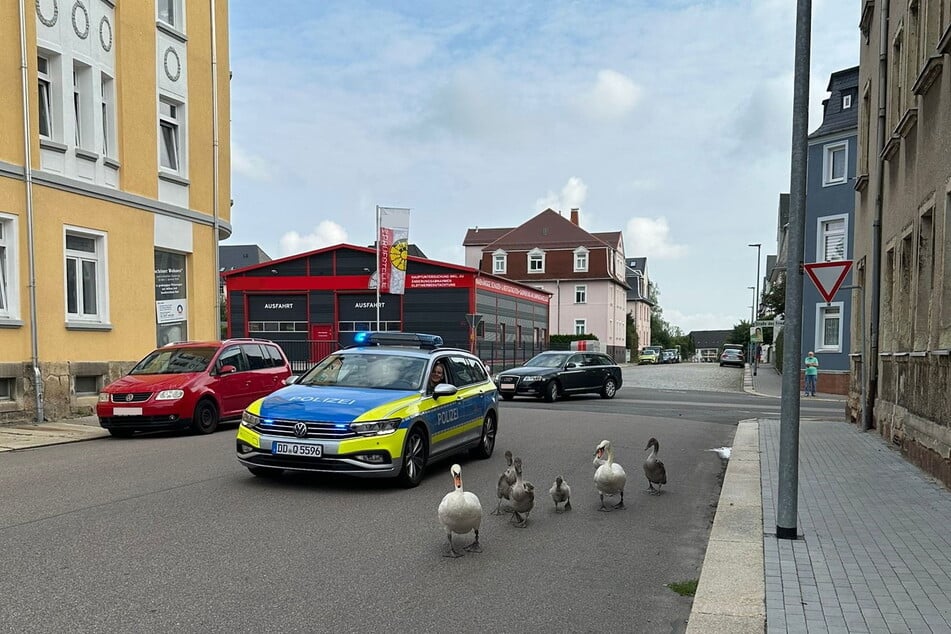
[437, 437, 669, 556]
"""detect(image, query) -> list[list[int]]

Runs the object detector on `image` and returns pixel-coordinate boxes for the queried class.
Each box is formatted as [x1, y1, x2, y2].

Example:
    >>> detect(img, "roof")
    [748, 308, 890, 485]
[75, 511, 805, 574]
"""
[689, 329, 734, 349]
[809, 65, 859, 139]
[592, 231, 623, 249]
[219, 244, 272, 272]
[481, 209, 613, 251]
[625, 257, 647, 273]
[462, 227, 512, 247]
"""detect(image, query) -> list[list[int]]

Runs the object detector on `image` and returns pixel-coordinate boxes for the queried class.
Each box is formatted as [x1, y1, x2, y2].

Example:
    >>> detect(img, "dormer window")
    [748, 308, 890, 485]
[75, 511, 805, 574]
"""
[527, 248, 545, 273]
[842, 94, 852, 109]
[574, 247, 589, 272]
[492, 250, 507, 274]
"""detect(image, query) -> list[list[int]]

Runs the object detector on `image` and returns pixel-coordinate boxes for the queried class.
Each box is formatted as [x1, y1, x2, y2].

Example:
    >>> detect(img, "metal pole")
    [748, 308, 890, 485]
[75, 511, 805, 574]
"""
[750, 243, 762, 375]
[865, 0, 889, 432]
[748, 286, 755, 372]
[210, 0, 221, 338]
[375, 205, 380, 331]
[18, 0, 44, 424]
[777, 0, 811, 541]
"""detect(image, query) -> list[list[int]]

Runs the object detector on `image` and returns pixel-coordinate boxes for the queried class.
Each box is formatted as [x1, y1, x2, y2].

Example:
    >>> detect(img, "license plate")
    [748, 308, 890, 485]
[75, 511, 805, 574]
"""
[499, 383, 515, 391]
[272, 442, 322, 457]
[112, 407, 142, 416]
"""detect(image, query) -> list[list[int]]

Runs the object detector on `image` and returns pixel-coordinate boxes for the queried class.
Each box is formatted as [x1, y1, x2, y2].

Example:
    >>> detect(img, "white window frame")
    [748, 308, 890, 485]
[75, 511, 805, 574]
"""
[574, 284, 587, 304]
[159, 96, 185, 175]
[72, 62, 94, 151]
[574, 319, 586, 335]
[157, 0, 185, 32]
[100, 73, 116, 158]
[37, 53, 55, 140]
[842, 94, 852, 109]
[574, 247, 589, 272]
[0, 213, 20, 320]
[492, 250, 507, 274]
[64, 226, 109, 324]
[817, 214, 848, 262]
[822, 141, 848, 186]
[527, 248, 545, 273]
[816, 301, 843, 352]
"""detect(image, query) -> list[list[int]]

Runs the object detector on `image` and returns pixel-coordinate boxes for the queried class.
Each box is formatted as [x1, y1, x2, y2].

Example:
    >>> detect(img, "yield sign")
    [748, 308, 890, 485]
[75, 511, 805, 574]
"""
[804, 260, 853, 303]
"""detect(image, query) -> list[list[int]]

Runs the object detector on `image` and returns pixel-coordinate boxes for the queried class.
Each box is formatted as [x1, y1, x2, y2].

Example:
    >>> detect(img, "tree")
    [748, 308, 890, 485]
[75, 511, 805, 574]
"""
[761, 277, 786, 317]
[626, 311, 639, 353]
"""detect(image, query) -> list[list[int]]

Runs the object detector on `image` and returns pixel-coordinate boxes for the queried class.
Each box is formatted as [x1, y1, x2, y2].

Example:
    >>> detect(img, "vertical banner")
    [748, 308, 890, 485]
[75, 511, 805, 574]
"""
[378, 207, 410, 295]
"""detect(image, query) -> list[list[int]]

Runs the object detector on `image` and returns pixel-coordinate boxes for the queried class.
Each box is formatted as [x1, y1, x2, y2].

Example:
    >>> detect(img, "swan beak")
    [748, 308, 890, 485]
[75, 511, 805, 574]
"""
[595, 448, 604, 459]
[453, 475, 462, 488]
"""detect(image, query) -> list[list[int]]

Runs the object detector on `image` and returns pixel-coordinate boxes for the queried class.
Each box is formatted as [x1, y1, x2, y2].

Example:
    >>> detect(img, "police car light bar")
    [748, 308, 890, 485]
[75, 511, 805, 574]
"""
[351, 332, 444, 349]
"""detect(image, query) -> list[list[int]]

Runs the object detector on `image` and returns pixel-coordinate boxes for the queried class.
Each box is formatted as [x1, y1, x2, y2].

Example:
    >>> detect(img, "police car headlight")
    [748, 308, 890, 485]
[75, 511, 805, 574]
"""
[351, 419, 400, 436]
[241, 411, 260, 428]
[522, 375, 544, 382]
[156, 389, 184, 400]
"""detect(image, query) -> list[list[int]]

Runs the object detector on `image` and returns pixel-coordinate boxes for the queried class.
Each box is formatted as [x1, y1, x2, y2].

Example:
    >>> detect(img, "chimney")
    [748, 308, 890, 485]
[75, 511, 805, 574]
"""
[570, 208, 579, 225]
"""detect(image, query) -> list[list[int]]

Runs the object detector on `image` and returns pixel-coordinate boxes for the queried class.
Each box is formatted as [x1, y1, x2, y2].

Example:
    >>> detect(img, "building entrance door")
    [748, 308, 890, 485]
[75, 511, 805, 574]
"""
[310, 324, 336, 364]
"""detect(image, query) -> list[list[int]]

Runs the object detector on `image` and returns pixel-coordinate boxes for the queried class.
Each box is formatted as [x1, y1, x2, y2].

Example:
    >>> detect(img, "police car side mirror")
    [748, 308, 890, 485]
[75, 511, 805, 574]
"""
[283, 375, 299, 386]
[433, 383, 457, 399]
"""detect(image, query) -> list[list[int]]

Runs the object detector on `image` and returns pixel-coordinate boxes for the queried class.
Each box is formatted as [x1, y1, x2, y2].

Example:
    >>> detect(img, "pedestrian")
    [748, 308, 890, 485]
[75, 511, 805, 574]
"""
[803, 351, 819, 397]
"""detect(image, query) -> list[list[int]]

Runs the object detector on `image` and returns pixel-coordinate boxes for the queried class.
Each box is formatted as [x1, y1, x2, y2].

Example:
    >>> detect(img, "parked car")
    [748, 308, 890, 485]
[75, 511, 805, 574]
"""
[97, 338, 292, 437]
[495, 351, 622, 402]
[236, 331, 499, 487]
[663, 348, 681, 363]
[719, 347, 746, 368]
[638, 348, 660, 365]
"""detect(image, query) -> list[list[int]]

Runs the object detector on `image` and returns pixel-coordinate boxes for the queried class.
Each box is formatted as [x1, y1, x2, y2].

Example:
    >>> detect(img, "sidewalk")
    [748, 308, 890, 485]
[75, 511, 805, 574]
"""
[0, 414, 107, 452]
[688, 364, 951, 633]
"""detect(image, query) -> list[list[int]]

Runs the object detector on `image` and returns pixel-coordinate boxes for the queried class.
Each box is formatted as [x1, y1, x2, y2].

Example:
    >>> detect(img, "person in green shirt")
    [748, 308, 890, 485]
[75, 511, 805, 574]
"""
[803, 352, 819, 396]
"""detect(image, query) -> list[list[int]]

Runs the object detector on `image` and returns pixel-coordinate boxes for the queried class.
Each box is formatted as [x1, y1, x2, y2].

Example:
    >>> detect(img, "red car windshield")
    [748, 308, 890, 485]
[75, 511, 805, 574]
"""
[129, 347, 217, 375]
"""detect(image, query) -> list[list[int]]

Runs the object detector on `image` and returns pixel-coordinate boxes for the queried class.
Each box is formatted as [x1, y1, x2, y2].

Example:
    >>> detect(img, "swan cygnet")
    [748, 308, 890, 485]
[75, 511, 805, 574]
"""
[643, 437, 667, 495]
[437, 464, 483, 557]
[492, 450, 517, 515]
[509, 457, 535, 528]
[549, 475, 572, 512]
[593, 440, 627, 511]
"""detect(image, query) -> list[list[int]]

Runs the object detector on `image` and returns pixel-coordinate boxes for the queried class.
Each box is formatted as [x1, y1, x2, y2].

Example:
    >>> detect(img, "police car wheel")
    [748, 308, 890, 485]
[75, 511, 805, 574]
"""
[191, 399, 219, 435]
[470, 413, 497, 459]
[398, 427, 427, 488]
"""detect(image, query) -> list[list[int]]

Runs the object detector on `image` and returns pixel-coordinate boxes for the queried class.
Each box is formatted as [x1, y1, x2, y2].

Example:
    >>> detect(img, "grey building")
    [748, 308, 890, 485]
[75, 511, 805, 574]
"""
[624, 257, 653, 352]
[801, 66, 859, 395]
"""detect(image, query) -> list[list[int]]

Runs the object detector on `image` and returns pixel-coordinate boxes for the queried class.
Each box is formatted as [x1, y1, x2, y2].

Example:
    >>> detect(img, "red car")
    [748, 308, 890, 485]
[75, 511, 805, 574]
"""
[97, 339, 292, 437]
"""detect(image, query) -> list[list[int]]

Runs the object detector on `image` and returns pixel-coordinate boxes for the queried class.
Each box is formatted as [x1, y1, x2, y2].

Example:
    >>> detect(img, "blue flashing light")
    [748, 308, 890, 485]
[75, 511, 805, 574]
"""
[353, 331, 372, 344]
[349, 331, 443, 349]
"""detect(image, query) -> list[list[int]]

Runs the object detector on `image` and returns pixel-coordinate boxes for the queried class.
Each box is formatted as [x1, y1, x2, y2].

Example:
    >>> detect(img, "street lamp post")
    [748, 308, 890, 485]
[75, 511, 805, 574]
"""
[747, 286, 756, 372]
[748, 243, 762, 375]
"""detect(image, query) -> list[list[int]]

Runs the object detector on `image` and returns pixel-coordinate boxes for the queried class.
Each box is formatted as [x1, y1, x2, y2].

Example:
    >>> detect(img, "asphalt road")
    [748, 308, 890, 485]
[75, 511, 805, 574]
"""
[0, 364, 844, 634]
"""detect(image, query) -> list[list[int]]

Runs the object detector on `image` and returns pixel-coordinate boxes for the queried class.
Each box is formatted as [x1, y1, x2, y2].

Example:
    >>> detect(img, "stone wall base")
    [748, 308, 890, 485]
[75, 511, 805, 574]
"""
[877, 399, 951, 489]
[0, 360, 136, 425]
[798, 370, 850, 395]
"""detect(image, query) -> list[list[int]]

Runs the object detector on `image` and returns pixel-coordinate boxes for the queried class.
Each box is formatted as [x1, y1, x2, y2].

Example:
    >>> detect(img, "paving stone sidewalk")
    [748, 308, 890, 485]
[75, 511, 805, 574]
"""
[760, 420, 951, 633]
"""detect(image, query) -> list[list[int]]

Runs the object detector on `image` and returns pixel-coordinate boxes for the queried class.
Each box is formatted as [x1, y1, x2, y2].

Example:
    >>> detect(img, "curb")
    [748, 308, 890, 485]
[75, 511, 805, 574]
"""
[0, 422, 110, 452]
[686, 420, 765, 633]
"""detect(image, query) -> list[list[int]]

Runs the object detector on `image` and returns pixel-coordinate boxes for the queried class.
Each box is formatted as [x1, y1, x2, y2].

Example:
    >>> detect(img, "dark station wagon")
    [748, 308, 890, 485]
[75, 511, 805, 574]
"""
[495, 351, 622, 402]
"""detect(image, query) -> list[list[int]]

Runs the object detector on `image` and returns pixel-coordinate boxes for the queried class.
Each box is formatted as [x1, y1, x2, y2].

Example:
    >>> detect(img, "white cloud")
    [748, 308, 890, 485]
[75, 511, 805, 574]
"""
[232, 142, 274, 182]
[663, 308, 737, 333]
[581, 69, 642, 120]
[534, 177, 588, 215]
[279, 221, 349, 256]
[625, 217, 688, 259]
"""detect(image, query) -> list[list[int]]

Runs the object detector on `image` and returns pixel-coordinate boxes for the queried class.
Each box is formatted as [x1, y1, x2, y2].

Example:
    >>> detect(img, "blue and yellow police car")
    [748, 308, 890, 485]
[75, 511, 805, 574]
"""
[236, 332, 499, 487]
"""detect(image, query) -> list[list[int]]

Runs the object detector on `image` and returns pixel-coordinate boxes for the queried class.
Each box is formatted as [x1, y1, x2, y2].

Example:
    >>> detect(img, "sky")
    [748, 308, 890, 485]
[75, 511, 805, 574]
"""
[225, 0, 860, 333]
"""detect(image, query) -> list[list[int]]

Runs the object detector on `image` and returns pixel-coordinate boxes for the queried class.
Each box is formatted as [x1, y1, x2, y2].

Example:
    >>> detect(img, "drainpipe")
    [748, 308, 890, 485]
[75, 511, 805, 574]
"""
[210, 0, 222, 337]
[18, 0, 44, 423]
[864, 0, 888, 432]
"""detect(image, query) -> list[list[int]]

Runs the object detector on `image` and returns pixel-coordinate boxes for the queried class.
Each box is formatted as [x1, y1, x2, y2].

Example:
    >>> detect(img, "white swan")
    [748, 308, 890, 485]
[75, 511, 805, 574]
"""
[549, 475, 571, 512]
[492, 450, 517, 515]
[509, 457, 535, 528]
[437, 464, 483, 557]
[643, 437, 667, 495]
[594, 440, 627, 511]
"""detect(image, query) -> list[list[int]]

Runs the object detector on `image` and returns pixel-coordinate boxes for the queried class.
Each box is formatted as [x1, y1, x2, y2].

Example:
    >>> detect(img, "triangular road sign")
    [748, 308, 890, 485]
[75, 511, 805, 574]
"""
[804, 260, 853, 303]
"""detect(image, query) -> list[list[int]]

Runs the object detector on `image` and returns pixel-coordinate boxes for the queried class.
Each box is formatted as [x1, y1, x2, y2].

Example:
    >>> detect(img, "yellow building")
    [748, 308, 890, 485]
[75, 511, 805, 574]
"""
[0, 0, 231, 423]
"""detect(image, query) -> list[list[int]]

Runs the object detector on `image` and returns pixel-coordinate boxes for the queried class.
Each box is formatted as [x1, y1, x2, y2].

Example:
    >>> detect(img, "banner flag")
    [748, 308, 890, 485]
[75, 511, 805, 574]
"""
[378, 207, 410, 295]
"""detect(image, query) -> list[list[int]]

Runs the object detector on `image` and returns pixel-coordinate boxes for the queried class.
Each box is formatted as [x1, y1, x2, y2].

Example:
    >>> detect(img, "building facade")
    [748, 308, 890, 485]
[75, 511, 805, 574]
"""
[802, 67, 859, 395]
[852, 1, 951, 482]
[0, 1, 231, 423]
[624, 257, 652, 352]
[222, 243, 551, 373]
[463, 208, 629, 361]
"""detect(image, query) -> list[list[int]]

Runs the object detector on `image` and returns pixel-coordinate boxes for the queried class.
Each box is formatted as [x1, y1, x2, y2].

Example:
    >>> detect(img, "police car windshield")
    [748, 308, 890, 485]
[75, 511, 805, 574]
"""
[298, 354, 428, 390]
[130, 347, 216, 374]
[525, 353, 571, 368]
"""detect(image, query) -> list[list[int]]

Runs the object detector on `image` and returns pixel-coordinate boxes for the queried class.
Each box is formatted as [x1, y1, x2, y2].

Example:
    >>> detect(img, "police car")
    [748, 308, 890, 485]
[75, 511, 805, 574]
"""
[235, 332, 499, 487]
